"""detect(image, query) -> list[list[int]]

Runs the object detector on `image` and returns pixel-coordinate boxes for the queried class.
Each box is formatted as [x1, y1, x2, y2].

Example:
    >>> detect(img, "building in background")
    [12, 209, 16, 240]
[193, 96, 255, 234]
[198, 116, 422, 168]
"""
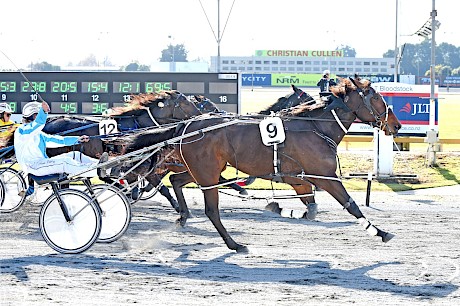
[210, 49, 395, 80]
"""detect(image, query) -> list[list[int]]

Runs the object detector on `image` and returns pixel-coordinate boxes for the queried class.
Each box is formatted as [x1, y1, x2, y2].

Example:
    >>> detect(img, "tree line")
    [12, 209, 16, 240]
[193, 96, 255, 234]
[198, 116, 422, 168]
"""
[383, 40, 460, 77]
[26, 43, 189, 72]
[20, 41, 460, 77]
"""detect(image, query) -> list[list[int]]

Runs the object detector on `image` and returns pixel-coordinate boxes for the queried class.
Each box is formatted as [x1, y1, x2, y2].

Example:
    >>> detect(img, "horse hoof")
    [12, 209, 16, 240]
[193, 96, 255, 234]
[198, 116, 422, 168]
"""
[304, 203, 318, 220]
[265, 202, 281, 214]
[239, 189, 248, 196]
[382, 232, 395, 243]
[236, 245, 249, 253]
[176, 217, 187, 227]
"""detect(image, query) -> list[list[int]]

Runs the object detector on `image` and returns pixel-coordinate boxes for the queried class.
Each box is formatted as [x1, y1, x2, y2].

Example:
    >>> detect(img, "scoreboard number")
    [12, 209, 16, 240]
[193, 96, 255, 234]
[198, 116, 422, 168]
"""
[0, 72, 239, 114]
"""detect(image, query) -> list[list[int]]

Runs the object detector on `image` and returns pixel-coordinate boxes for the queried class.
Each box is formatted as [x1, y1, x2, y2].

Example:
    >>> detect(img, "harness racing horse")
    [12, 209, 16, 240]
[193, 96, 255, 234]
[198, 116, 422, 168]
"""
[169, 85, 321, 220]
[124, 76, 402, 253]
[44, 91, 202, 208]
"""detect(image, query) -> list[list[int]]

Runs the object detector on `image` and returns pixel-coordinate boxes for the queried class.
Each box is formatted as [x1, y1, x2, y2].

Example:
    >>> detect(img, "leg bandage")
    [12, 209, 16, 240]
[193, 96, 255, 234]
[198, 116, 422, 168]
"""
[358, 217, 378, 236]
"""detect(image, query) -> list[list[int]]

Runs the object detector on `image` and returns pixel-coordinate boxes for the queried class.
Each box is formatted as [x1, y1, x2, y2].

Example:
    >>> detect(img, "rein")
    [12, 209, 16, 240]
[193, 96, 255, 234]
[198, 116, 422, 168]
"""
[57, 122, 99, 135]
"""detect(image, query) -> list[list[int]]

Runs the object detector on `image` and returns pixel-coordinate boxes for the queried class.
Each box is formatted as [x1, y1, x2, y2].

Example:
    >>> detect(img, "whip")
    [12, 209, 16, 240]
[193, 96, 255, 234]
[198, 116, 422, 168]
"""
[0, 49, 45, 102]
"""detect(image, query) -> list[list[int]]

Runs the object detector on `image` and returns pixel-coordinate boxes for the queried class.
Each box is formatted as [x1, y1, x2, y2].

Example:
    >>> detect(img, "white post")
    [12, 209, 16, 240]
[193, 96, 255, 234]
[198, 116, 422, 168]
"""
[373, 129, 394, 177]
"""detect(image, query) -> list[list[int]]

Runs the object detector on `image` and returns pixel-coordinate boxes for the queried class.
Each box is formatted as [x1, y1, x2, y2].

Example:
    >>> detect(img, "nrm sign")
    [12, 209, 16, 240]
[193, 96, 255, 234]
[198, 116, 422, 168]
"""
[272, 74, 336, 87]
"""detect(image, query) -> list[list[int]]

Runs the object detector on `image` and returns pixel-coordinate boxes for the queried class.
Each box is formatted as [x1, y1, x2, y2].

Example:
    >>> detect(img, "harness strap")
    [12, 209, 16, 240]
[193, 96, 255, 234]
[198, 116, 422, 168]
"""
[331, 109, 348, 133]
[273, 143, 281, 177]
[313, 130, 338, 154]
[145, 107, 161, 127]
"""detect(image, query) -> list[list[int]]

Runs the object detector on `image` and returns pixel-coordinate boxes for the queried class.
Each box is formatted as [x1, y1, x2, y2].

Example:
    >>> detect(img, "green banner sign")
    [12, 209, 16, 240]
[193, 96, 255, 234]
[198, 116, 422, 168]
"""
[271, 74, 336, 87]
[255, 50, 343, 57]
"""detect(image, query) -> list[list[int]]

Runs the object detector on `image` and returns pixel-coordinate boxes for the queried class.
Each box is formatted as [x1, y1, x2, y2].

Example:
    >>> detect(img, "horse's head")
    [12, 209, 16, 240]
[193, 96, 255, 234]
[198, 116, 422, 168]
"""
[260, 84, 314, 115]
[331, 76, 402, 135]
[286, 84, 315, 107]
[193, 95, 219, 113]
[157, 90, 202, 120]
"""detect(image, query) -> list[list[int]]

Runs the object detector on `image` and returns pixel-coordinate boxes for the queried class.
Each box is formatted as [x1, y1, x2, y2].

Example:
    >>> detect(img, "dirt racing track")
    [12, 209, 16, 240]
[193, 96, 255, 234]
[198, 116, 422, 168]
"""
[1, 186, 460, 305]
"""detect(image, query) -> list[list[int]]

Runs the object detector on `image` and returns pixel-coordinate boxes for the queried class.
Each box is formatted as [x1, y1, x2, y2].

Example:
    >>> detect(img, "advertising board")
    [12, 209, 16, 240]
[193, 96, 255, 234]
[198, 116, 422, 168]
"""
[348, 82, 438, 136]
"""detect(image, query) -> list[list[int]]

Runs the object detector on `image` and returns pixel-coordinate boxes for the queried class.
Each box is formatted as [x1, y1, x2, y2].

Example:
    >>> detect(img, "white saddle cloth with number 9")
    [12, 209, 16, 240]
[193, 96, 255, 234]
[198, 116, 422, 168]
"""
[259, 117, 286, 146]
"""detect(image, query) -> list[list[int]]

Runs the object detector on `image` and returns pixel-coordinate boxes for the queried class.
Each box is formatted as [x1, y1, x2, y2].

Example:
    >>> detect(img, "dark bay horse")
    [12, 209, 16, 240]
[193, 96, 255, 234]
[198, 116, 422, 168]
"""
[176, 87, 315, 197]
[124, 76, 402, 252]
[169, 85, 320, 218]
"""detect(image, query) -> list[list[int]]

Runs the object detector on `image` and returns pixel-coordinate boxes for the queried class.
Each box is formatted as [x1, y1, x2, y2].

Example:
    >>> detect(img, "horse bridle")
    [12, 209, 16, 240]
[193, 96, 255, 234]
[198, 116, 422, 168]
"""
[346, 80, 389, 131]
[152, 93, 195, 122]
[170, 93, 198, 119]
[195, 98, 216, 113]
[285, 89, 310, 108]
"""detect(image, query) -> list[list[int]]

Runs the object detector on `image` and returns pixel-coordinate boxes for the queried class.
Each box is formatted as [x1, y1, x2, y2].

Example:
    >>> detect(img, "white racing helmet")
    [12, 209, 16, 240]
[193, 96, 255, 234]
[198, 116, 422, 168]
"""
[0, 102, 13, 113]
[323, 69, 330, 75]
[22, 101, 42, 118]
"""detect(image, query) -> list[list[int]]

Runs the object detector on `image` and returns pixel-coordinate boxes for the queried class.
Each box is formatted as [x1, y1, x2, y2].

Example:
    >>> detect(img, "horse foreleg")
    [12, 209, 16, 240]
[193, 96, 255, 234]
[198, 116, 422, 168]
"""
[159, 184, 179, 212]
[318, 179, 394, 243]
[203, 188, 248, 253]
[169, 171, 193, 226]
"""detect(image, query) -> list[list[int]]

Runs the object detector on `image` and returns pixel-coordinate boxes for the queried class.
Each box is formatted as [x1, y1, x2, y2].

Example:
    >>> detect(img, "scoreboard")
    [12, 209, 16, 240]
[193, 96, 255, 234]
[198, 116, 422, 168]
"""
[0, 72, 240, 115]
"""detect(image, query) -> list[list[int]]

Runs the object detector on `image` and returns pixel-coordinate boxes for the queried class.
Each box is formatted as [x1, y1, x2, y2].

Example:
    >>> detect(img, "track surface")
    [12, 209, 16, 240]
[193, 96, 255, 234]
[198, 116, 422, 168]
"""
[1, 187, 460, 305]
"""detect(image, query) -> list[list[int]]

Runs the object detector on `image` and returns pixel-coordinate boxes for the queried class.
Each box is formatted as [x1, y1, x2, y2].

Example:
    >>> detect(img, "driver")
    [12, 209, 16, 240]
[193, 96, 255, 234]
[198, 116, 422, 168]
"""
[14, 101, 109, 180]
[0, 102, 17, 138]
[317, 69, 337, 97]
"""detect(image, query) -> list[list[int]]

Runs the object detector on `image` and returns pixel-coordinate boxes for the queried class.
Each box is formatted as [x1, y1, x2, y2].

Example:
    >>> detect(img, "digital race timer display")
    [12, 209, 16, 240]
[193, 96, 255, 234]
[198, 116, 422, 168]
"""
[0, 72, 239, 115]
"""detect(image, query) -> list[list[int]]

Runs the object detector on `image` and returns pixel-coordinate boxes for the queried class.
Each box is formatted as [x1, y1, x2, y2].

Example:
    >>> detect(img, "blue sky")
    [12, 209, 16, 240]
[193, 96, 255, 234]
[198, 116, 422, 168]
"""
[0, 0, 456, 69]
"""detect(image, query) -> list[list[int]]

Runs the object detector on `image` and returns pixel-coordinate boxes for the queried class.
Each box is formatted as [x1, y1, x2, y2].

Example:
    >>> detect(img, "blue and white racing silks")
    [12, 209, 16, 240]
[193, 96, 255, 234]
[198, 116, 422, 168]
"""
[14, 107, 80, 174]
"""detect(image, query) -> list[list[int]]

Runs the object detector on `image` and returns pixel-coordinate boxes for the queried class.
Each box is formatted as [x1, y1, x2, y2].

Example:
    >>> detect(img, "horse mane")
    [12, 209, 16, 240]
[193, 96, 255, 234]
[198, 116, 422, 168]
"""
[330, 75, 371, 97]
[107, 91, 176, 116]
[258, 96, 288, 115]
[281, 100, 327, 116]
[259, 91, 315, 115]
[285, 76, 371, 117]
[46, 115, 99, 124]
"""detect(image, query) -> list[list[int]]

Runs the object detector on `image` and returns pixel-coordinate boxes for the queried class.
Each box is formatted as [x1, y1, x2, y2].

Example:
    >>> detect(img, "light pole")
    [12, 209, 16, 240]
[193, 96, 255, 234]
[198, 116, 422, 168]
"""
[168, 35, 175, 72]
[198, 0, 235, 72]
[217, 0, 221, 72]
[412, 1, 440, 166]
[394, 0, 399, 82]
[427, 0, 438, 166]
